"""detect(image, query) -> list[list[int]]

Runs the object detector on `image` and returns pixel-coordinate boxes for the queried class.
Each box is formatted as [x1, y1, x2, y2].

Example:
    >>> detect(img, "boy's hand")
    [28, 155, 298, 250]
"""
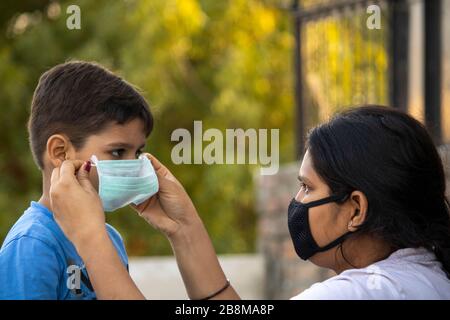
[49, 160, 106, 249]
[132, 154, 201, 239]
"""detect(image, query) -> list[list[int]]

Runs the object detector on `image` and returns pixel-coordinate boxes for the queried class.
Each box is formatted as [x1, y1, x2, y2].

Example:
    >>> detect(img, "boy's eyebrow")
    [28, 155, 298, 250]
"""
[106, 142, 146, 150]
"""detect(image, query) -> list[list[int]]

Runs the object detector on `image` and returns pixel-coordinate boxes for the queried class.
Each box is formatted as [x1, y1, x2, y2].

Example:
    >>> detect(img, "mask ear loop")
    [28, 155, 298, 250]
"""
[90, 155, 99, 167]
[299, 193, 349, 208]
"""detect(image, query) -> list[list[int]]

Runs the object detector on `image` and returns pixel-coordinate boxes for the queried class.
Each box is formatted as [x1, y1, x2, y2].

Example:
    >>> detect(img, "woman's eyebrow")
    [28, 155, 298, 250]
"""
[298, 175, 313, 185]
[106, 142, 146, 149]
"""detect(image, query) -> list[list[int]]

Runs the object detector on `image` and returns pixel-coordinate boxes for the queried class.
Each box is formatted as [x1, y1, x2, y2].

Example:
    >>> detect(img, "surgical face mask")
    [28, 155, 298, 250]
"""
[287, 194, 351, 260]
[90, 155, 159, 212]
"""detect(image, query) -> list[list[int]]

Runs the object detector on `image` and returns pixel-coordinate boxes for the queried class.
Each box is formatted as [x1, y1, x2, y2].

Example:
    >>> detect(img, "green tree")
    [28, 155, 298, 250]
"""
[0, 0, 295, 255]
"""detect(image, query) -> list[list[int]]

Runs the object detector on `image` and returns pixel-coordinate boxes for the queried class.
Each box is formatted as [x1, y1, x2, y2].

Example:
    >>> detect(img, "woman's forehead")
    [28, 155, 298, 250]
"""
[298, 150, 319, 183]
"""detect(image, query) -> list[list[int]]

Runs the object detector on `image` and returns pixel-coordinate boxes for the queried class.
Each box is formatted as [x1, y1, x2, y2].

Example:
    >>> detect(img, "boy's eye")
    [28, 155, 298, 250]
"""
[109, 147, 144, 159]
[111, 149, 125, 158]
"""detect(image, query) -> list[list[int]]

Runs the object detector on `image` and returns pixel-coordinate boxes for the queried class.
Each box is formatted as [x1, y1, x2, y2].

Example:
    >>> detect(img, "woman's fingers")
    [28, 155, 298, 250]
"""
[144, 153, 181, 186]
[58, 160, 85, 185]
[144, 153, 162, 169]
[76, 161, 96, 192]
[145, 153, 171, 178]
[50, 166, 60, 187]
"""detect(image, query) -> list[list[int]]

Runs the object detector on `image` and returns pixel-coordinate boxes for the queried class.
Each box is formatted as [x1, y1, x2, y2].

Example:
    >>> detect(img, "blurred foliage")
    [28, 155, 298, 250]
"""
[0, 0, 295, 255]
[0, 0, 388, 255]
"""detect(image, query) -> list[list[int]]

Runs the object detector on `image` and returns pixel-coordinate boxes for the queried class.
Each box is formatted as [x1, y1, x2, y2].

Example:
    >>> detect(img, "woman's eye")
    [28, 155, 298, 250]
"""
[300, 181, 309, 194]
[136, 149, 143, 158]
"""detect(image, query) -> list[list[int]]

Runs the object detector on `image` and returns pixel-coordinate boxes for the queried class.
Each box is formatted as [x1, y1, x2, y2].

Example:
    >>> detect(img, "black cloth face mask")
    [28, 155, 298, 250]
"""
[288, 194, 351, 260]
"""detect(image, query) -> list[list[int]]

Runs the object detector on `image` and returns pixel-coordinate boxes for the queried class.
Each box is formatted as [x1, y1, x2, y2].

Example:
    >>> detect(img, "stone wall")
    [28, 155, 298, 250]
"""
[255, 162, 334, 300]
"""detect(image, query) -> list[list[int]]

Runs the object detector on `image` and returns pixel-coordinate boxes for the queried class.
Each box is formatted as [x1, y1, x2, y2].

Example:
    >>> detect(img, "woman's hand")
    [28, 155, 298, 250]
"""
[49, 159, 145, 299]
[50, 155, 238, 300]
[49, 160, 106, 249]
[132, 154, 240, 300]
[132, 153, 201, 240]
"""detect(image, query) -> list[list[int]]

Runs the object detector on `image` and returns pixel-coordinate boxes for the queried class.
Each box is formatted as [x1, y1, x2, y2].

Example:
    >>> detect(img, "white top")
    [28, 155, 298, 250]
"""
[291, 247, 450, 300]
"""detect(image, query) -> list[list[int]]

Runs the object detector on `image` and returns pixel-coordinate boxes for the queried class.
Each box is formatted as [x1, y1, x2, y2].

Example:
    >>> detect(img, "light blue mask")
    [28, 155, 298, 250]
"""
[90, 155, 159, 212]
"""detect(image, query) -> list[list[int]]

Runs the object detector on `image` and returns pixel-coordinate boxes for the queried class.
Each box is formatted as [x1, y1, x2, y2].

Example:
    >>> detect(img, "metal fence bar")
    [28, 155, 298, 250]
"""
[424, 0, 442, 145]
[388, 0, 410, 111]
[292, 0, 305, 159]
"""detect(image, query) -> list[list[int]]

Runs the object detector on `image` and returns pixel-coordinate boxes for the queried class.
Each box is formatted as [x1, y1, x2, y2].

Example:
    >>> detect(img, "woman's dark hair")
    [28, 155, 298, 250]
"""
[306, 105, 450, 277]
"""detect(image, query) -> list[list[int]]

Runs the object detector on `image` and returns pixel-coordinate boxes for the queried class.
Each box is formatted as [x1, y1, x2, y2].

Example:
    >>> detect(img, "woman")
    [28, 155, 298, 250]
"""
[49, 105, 450, 299]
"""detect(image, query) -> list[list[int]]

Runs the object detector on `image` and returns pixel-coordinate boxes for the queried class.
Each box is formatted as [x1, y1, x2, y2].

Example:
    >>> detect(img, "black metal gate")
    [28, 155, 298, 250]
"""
[291, 0, 443, 157]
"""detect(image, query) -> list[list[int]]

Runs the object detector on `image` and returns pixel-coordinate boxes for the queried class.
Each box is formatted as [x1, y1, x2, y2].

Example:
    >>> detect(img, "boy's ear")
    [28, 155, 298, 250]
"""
[46, 134, 73, 168]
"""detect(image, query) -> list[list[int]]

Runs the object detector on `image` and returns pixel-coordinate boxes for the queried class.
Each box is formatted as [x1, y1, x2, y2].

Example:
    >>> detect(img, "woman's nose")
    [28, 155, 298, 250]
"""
[294, 189, 304, 202]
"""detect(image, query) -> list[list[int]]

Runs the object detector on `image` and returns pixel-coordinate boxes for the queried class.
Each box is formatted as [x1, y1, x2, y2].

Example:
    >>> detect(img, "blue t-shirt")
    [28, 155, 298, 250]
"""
[0, 201, 128, 300]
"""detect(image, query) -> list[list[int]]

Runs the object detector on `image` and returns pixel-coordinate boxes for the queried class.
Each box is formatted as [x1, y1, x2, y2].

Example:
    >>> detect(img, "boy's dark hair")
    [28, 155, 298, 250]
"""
[28, 61, 153, 169]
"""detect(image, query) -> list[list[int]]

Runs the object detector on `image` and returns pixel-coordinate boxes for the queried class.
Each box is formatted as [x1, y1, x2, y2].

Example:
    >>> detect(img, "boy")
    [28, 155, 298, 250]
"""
[0, 61, 153, 299]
